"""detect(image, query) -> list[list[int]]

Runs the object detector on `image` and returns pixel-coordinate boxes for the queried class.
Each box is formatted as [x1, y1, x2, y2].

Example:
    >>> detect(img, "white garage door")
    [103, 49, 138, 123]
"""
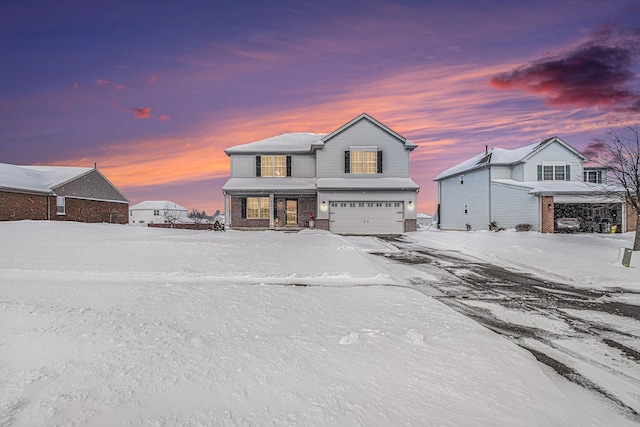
[329, 201, 404, 235]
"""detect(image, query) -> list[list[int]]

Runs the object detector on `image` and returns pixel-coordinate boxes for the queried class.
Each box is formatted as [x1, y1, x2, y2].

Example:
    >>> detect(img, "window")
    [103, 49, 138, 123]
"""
[584, 170, 603, 183]
[538, 164, 569, 181]
[246, 197, 270, 219]
[56, 196, 65, 215]
[130, 210, 133, 216]
[464, 204, 469, 215]
[153, 209, 160, 216]
[347, 148, 380, 174]
[460, 175, 464, 185]
[260, 155, 287, 177]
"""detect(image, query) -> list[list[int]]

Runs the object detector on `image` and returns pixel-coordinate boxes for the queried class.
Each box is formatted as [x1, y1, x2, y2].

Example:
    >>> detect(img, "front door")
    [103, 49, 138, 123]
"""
[286, 200, 297, 226]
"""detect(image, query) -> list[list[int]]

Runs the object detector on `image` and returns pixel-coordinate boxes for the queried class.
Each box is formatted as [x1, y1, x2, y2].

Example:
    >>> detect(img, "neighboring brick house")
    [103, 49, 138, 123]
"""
[222, 113, 420, 234]
[434, 136, 634, 233]
[0, 163, 129, 224]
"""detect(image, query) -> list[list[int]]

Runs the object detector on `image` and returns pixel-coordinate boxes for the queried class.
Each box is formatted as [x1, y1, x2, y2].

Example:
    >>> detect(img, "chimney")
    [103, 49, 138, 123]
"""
[94, 162, 97, 169]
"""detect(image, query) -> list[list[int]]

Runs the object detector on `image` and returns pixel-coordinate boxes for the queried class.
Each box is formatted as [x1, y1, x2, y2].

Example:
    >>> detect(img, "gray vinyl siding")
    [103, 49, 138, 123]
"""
[316, 119, 410, 179]
[511, 163, 525, 181]
[490, 182, 540, 231]
[491, 165, 512, 180]
[53, 170, 127, 202]
[524, 141, 583, 181]
[230, 154, 315, 178]
[439, 167, 489, 231]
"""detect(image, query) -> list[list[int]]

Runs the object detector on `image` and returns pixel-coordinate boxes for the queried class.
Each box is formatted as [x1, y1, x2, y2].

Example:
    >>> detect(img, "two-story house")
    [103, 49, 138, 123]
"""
[222, 113, 419, 234]
[434, 136, 635, 233]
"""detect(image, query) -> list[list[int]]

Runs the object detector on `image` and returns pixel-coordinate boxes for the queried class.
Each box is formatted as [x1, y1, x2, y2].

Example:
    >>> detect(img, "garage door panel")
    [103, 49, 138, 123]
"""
[329, 202, 404, 234]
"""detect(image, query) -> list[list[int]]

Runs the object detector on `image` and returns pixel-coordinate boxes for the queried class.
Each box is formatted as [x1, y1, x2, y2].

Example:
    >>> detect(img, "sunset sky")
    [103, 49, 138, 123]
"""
[2, 1, 639, 214]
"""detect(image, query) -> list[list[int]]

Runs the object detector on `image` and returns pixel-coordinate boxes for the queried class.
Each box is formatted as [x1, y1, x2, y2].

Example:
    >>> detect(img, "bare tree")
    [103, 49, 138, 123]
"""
[188, 208, 205, 224]
[598, 124, 640, 250]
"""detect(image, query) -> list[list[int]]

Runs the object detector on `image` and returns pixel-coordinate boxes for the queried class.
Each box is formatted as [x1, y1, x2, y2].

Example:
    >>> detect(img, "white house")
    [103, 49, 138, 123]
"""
[434, 136, 636, 233]
[222, 113, 419, 234]
[129, 200, 188, 225]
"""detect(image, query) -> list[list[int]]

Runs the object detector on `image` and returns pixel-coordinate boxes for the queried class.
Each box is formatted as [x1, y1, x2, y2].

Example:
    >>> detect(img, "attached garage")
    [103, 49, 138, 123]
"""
[554, 201, 624, 233]
[329, 201, 404, 234]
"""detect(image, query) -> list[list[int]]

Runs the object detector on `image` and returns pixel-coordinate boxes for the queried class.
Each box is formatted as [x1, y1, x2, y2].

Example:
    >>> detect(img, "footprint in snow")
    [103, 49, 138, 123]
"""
[406, 329, 424, 344]
[339, 332, 360, 345]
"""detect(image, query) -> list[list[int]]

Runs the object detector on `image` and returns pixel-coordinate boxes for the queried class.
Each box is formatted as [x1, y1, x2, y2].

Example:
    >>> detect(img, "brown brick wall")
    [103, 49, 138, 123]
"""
[315, 218, 329, 230]
[0, 190, 49, 220]
[541, 196, 555, 233]
[0, 191, 128, 224]
[230, 195, 317, 229]
[627, 199, 638, 232]
[60, 198, 129, 224]
[404, 218, 417, 232]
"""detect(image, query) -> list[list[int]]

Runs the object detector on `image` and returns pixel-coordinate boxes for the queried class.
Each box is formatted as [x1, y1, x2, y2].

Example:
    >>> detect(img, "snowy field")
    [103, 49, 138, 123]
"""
[1, 221, 638, 426]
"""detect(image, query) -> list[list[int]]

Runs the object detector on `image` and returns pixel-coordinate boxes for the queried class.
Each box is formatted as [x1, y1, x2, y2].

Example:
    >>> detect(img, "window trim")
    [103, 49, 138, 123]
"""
[56, 196, 65, 215]
[246, 197, 270, 219]
[348, 146, 379, 175]
[539, 162, 569, 181]
[259, 155, 289, 177]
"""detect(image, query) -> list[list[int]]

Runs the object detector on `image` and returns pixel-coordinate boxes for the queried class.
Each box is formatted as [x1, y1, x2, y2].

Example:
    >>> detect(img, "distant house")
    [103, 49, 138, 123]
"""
[222, 113, 420, 234]
[0, 163, 129, 223]
[434, 137, 636, 233]
[129, 201, 188, 225]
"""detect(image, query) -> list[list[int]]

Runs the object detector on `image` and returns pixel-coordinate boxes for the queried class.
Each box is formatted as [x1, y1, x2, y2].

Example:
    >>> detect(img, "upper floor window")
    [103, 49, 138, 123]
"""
[56, 196, 65, 215]
[345, 148, 382, 174]
[538, 163, 570, 181]
[257, 155, 290, 177]
[459, 175, 464, 185]
[584, 170, 604, 184]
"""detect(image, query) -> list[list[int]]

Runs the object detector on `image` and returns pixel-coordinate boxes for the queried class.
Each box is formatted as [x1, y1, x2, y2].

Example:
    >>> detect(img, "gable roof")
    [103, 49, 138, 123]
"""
[312, 113, 417, 151]
[130, 201, 188, 211]
[224, 133, 326, 155]
[0, 163, 94, 194]
[434, 136, 589, 181]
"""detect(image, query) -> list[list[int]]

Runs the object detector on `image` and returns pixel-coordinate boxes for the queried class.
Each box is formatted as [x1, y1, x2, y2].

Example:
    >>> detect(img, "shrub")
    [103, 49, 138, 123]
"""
[489, 221, 505, 232]
[515, 223, 531, 232]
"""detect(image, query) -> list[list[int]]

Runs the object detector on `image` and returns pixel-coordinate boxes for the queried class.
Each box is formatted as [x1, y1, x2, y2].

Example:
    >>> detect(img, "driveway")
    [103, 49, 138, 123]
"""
[372, 235, 640, 422]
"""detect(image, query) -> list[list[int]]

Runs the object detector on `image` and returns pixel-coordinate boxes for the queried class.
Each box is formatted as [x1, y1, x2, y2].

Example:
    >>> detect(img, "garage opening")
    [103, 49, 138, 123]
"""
[554, 203, 622, 233]
[329, 201, 404, 235]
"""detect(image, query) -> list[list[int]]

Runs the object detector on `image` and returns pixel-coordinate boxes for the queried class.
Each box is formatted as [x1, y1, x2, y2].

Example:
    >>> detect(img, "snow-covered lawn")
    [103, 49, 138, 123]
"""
[0, 221, 636, 426]
[412, 228, 638, 290]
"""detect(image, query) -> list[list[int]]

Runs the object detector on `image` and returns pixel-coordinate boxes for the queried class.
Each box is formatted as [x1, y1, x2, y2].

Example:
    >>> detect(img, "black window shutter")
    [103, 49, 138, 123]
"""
[565, 165, 570, 181]
[241, 198, 247, 219]
[537, 165, 542, 181]
[344, 151, 350, 173]
[286, 156, 292, 177]
[256, 156, 261, 177]
[377, 151, 383, 173]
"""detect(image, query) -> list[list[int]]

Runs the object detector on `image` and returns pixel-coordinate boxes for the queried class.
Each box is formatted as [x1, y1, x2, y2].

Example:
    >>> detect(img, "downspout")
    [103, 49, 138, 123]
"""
[488, 166, 492, 225]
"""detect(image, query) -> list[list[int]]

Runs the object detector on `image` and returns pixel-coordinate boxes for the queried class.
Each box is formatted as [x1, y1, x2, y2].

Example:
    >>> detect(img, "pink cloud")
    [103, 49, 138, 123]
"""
[158, 114, 170, 121]
[132, 107, 151, 119]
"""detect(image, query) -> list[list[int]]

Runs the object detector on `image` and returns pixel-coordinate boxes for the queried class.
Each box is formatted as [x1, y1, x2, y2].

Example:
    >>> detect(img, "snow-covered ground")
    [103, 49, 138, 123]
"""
[412, 227, 638, 290]
[0, 221, 637, 426]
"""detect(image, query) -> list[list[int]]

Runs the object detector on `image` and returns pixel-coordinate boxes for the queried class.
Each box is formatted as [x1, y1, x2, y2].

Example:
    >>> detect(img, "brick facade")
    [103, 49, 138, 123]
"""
[541, 195, 555, 234]
[0, 190, 128, 224]
[627, 199, 638, 232]
[230, 195, 317, 229]
[404, 218, 417, 232]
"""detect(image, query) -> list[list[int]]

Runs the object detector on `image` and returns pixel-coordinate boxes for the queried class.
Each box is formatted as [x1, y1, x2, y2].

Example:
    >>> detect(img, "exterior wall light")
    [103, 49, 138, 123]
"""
[408, 201, 414, 208]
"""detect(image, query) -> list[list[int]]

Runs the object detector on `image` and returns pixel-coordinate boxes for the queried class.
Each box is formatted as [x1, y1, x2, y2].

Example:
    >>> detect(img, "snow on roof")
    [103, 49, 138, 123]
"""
[316, 177, 419, 190]
[491, 179, 623, 195]
[224, 133, 326, 155]
[0, 163, 93, 194]
[222, 177, 317, 192]
[434, 141, 544, 181]
[130, 201, 188, 211]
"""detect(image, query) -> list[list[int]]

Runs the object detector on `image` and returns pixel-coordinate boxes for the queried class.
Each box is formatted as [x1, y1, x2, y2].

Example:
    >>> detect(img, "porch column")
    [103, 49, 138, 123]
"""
[269, 193, 274, 229]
